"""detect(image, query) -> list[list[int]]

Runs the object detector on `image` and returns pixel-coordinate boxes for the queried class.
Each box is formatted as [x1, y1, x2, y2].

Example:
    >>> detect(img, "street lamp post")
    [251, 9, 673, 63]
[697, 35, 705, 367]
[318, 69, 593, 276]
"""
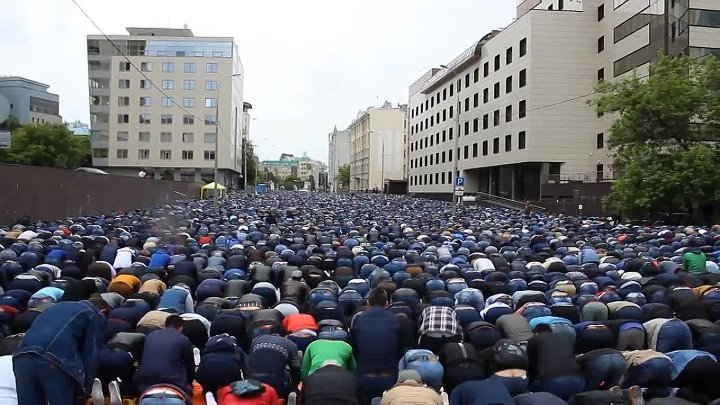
[440, 64, 461, 216]
[213, 73, 242, 209]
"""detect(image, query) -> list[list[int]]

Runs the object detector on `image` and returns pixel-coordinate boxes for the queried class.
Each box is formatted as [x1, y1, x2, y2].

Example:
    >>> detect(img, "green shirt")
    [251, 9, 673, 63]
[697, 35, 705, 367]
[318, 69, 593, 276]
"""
[301, 339, 357, 380]
[683, 251, 707, 274]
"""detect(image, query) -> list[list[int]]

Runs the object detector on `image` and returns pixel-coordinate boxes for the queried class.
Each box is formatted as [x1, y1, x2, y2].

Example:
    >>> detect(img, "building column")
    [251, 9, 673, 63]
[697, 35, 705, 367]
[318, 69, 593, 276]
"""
[511, 166, 516, 200]
[173, 169, 181, 182]
[194, 169, 202, 183]
[154, 169, 161, 180]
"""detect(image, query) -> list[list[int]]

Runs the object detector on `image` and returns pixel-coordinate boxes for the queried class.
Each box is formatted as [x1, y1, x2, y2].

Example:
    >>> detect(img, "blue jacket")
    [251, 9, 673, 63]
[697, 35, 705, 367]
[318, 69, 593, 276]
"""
[134, 327, 195, 393]
[149, 251, 172, 268]
[14, 301, 106, 391]
[349, 306, 402, 373]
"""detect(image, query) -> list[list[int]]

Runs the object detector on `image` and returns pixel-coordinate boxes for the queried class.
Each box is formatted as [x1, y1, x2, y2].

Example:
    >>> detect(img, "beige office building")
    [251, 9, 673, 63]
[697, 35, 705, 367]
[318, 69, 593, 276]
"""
[87, 27, 244, 184]
[348, 102, 407, 192]
[409, 0, 720, 200]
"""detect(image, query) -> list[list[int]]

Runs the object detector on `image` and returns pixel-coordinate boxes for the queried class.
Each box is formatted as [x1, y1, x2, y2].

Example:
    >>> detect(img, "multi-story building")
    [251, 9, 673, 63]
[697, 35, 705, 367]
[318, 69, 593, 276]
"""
[86, 27, 244, 184]
[261, 153, 326, 188]
[348, 102, 407, 192]
[408, 0, 720, 200]
[0, 76, 62, 125]
[328, 126, 351, 192]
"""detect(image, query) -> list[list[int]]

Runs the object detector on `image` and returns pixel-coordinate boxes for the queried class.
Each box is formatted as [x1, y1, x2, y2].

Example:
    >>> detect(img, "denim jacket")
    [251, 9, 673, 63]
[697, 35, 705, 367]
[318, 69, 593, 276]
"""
[14, 301, 106, 392]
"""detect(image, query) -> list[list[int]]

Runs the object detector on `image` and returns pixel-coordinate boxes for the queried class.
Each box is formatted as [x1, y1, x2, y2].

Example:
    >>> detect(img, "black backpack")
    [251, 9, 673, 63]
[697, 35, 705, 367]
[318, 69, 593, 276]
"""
[489, 338, 528, 371]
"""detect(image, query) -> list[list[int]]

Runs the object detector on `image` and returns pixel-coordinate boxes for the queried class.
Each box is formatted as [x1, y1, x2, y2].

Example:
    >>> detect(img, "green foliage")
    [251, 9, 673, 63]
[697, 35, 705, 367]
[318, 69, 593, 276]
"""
[593, 54, 720, 218]
[0, 123, 92, 169]
[338, 164, 350, 188]
[243, 139, 257, 186]
[281, 176, 302, 191]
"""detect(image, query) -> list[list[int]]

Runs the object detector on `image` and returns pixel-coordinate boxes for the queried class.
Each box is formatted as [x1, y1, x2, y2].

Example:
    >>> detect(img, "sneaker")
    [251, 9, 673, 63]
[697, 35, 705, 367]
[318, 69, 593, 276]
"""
[108, 380, 122, 405]
[91, 378, 104, 405]
[628, 385, 644, 405]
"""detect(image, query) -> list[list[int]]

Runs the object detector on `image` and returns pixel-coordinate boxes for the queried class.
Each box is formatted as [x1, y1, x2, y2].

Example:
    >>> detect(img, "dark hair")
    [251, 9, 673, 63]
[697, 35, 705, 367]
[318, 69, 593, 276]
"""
[534, 323, 552, 334]
[165, 314, 184, 329]
[368, 287, 388, 307]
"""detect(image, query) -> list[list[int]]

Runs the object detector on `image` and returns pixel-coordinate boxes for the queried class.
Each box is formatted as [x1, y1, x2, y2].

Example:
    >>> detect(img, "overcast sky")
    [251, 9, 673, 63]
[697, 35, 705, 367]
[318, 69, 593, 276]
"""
[1, 0, 515, 164]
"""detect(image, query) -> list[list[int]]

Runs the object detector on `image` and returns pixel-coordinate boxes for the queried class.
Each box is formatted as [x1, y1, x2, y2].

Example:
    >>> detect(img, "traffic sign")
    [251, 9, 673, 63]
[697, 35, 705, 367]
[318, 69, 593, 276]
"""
[455, 177, 465, 188]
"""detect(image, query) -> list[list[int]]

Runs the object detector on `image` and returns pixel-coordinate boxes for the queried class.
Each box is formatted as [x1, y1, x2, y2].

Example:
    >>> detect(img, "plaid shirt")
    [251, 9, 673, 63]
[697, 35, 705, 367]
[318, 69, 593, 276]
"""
[419, 306, 461, 337]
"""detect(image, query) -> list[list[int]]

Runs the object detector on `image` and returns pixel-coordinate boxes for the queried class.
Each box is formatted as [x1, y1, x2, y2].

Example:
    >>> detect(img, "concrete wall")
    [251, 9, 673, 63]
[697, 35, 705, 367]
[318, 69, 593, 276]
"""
[0, 164, 202, 226]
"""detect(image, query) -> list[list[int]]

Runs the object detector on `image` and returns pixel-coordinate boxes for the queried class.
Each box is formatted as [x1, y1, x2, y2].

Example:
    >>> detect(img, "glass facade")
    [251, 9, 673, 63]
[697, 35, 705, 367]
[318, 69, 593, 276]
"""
[146, 40, 232, 57]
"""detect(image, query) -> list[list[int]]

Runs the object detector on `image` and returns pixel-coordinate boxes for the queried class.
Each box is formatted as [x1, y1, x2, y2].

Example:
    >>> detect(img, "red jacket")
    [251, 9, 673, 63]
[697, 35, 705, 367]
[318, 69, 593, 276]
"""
[216, 384, 281, 405]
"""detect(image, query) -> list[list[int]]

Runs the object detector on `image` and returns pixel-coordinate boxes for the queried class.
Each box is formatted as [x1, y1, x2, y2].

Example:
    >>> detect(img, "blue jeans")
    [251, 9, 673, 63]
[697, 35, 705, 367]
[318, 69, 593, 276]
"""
[584, 353, 626, 390]
[530, 375, 584, 400]
[622, 358, 673, 389]
[358, 373, 396, 405]
[14, 353, 83, 405]
[491, 374, 529, 396]
[656, 320, 692, 353]
[139, 398, 185, 405]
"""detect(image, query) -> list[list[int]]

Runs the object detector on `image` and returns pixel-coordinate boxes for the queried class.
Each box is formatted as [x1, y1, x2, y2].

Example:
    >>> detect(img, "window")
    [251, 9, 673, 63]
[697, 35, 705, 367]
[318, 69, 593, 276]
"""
[559, 0, 564, 10]
[141, 62, 152, 72]
[494, 54, 500, 71]
[494, 82, 500, 99]
[520, 38, 527, 57]
[519, 100, 527, 118]
[473, 68, 479, 83]
[161, 97, 173, 107]
[506, 47, 513, 64]
[441, 172, 446, 184]
[205, 81, 218, 91]
[161, 80, 174, 90]
[119, 62, 130, 71]
[204, 115, 217, 125]
[182, 150, 194, 160]
[493, 137, 500, 154]
[449, 106, 454, 119]
[204, 133, 217, 144]
[140, 80, 152, 89]
[118, 96, 130, 106]
[205, 98, 217, 108]
[139, 96, 152, 107]
[482, 141, 488, 156]
[116, 149, 128, 159]
[519, 69, 527, 88]
[118, 79, 130, 89]
[493, 110, 500, 126]
[597, 132, 604, 149]
[161, 114, 173, 124]
[483, 114, 489, 129]
[449, 84, 454, 97]
[505, 135, 512, 152]
[430, 154, 434, 165]
[206, 63, 219, 73]
[472, 143, 478, 158]
[183, 115, 195, 125]
[473, 118, 479, 132]
[464, 121, 470, 136]
[483, 88, 489, 103]
[162, 62, 175, 72]
[598, 36, 605, 53]
[483, 62, 489, 77]
[117, 114, 129, 123]
[160, 150, 172, 160]
[442, 109, 447, 121]
[464, 97, 470, 112]
[596, 164, 604, 180]
[443, 88, 447, 100]
[549, 4, 554, 10]
[463, 145, 469, 159]
[183, 97, 195, 108]
[464, 73, 470, 88]
[442, 151, 446, 162]
[449, 149, 453, 161]
[161, 132, 172, 143]
[184, 80, 196, 90]
[139, 131, 150, 142]
[505, 105, 512, 122]
[93, 148, 108, 158]
[506, 76, 512, 93]
[473, 93, 479, 108]
[598, 68, 605, 82]
[598, 4, 605, 21]
[442, 130, 446, 142]
[519, 131, 526, 149]
[116, 131, 129, 142]
[184, 63, 196, 73]
[182, 132, 194, 143]
[138, 149, 150, 159]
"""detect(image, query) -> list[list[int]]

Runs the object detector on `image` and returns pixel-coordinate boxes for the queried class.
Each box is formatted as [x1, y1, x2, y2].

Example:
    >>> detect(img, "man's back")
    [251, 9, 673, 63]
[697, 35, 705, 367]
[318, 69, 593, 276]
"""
[350, 307, 401, 372]
[135, 327, 194, 392]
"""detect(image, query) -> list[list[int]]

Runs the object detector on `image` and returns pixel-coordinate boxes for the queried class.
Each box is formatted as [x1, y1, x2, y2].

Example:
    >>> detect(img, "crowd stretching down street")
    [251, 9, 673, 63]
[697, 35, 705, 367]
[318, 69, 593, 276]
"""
[2, 192, 720, 405]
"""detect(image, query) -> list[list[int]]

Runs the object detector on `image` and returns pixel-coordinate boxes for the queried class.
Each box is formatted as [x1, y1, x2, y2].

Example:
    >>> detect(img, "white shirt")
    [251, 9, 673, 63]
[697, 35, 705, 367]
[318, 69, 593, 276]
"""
[0, 356, 17, 405]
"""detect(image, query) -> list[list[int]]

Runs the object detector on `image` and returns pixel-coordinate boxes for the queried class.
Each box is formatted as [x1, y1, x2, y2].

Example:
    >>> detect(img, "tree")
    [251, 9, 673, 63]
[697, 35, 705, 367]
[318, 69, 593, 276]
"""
[308, 175, 316, 192]
[338, 164, 350, 189]
[243, 138, 257, 186]
[282, 176, 302, 191]
[593, 54, 720, 218]
[0, 123, 92, 169]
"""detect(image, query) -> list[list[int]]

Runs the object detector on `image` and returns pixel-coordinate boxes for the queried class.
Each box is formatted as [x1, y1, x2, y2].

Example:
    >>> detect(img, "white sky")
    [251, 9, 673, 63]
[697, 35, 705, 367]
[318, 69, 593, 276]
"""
[1, 0, 515, 164]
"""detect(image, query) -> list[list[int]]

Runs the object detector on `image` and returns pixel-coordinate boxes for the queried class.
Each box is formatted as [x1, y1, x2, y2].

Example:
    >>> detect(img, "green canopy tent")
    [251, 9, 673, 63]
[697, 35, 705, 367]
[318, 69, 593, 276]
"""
[200, 182, 227, 199]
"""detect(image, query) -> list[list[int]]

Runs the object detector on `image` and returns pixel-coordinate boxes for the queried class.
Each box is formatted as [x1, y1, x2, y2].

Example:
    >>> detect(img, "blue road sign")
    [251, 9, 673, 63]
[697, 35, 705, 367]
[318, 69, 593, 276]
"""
[455, 177, 465, 188]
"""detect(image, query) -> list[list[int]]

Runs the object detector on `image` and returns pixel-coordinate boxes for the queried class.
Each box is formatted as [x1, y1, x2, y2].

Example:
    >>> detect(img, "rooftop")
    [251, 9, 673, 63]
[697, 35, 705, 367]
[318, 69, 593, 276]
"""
[126, 27, 194, 37]
[0, 75, 51, 90]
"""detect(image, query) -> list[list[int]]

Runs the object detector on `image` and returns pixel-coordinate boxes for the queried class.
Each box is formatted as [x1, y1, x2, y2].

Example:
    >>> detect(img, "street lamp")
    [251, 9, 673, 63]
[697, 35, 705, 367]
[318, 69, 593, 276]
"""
[440, 64, 461, 216]
[213, 72, 242, 209]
